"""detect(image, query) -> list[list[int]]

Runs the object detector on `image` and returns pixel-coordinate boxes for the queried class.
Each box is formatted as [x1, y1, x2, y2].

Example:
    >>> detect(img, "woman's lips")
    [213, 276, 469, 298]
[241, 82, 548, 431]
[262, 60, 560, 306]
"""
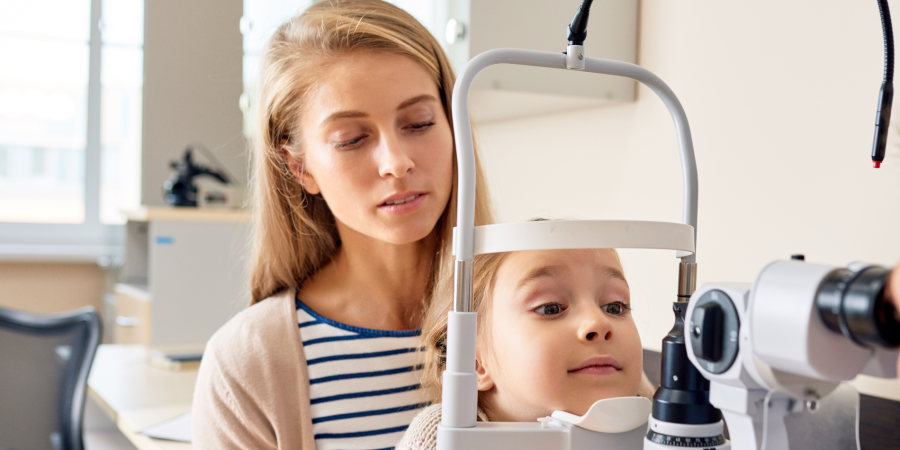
[377, 192, 427, 215]
[568, 356, 622, 375]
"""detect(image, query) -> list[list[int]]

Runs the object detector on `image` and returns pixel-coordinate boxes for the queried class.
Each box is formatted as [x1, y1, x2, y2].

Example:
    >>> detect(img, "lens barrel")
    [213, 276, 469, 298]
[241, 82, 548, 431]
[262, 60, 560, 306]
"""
[817, 266, 900, 348]
[652, 302, 722, 424]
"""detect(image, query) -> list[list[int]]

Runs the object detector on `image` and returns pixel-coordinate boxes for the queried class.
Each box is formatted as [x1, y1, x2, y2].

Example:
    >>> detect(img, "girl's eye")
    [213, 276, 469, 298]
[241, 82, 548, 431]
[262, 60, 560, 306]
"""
[336, 135, 366, 149]
[601, 301, 631, 316]
[534, 303, 564, 316]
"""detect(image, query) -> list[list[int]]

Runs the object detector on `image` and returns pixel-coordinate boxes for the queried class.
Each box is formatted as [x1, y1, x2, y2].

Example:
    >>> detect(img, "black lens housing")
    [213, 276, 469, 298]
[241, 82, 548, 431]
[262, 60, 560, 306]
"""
[817, 266, 900, 348]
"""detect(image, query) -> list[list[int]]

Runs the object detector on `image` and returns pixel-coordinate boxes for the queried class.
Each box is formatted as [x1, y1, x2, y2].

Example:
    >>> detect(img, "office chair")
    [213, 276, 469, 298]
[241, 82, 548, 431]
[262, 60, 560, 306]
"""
[0, 306, 102, 450]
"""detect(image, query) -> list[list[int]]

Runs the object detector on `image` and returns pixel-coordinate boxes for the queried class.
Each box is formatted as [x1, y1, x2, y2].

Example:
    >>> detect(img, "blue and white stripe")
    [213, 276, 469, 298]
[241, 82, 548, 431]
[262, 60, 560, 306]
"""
[297, 292, 427, 450]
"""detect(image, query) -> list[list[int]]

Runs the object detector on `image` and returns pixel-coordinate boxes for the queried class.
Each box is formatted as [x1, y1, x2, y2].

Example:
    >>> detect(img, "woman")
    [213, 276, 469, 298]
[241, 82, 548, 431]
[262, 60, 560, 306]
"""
[192, 1, 657, 448]
[191, 1, 493, 449]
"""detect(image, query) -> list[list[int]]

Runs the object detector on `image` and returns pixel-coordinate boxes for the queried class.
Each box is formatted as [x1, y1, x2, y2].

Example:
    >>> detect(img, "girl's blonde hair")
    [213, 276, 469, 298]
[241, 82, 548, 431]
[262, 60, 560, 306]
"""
[421, 252, 508, 407]
[249, 0, 494, 304]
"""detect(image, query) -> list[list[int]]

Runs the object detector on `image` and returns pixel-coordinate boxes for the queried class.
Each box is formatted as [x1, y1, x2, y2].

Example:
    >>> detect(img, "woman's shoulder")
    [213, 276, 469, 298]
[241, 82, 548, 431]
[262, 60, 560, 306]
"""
[193, 288, 315, 449]
[204, 288, 301, 368]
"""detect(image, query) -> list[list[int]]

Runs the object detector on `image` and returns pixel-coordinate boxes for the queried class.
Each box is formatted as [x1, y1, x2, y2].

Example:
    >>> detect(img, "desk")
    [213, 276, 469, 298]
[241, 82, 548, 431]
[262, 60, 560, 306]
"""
[87, 345, 194, 450]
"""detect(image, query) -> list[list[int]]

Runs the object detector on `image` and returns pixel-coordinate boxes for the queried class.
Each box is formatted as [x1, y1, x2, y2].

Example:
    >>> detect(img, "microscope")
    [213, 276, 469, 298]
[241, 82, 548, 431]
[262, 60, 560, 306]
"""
[162, 145, 232, 207]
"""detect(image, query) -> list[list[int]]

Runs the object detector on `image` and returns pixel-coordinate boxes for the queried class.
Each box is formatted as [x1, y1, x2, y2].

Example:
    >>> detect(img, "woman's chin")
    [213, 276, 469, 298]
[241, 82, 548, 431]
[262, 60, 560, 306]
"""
[376, 222, 439, 246]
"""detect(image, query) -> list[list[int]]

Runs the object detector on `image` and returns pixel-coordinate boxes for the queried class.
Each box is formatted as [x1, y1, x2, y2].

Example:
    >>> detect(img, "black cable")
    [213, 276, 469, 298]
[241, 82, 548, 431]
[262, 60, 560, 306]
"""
[872, 0, 894, 167]
[567, 0, 594, 46]
[878, 0, 894, 82]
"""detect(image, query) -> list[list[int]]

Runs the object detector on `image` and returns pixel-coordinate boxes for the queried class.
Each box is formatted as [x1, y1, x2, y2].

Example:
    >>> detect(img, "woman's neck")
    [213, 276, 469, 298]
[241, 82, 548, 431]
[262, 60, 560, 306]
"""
[298, 222, 437, 331]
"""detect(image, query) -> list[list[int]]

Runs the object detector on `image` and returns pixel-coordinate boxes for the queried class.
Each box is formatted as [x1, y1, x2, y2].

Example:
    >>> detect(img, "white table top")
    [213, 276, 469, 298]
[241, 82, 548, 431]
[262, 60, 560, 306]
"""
[87, 345, 195, 450]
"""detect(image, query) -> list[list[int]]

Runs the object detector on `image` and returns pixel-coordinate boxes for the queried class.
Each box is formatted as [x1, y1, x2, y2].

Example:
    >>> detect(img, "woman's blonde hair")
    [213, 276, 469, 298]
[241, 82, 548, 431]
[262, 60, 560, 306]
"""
[249, 0, 494, 304]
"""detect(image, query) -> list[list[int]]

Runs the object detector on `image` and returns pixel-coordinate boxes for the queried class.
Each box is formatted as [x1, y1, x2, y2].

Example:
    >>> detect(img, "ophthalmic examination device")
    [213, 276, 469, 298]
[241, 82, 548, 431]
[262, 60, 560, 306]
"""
[437, 1, 900, 450]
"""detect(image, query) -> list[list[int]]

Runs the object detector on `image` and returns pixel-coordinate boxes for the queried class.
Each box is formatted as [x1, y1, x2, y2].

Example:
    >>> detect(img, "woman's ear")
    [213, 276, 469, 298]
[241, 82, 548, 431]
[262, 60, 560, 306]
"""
[475, 352, 495, 391]
[281, 148, 321, 195]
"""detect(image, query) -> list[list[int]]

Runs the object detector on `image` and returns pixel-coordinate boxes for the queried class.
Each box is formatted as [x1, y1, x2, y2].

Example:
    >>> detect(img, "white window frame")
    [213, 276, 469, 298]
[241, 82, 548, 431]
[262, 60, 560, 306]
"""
[0, 0, 124, 262]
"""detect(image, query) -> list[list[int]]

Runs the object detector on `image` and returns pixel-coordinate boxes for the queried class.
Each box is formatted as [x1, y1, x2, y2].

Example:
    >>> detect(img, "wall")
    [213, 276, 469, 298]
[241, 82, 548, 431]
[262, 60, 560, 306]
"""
[141, 0, 246, 207]
[474, 0, 900, 398]
[0, 263, 104, 314]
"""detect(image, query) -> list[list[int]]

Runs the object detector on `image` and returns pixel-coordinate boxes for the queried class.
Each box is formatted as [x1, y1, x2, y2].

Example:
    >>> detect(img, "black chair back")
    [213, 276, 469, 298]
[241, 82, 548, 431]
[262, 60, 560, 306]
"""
[0, 306, 101, 450]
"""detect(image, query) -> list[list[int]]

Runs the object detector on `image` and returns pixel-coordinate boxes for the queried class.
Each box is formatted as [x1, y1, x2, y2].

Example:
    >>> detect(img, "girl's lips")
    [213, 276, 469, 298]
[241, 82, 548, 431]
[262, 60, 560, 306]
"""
[568, 355, 622, 375]
[569, 365, 620, 376]
[377, 192, 427, 215]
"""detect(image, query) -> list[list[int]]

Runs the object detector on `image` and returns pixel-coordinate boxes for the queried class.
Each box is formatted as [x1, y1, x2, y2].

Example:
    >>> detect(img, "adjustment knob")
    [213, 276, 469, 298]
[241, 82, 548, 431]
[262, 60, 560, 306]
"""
[689, 289, 740, 374]
[692, 303, 724, 362]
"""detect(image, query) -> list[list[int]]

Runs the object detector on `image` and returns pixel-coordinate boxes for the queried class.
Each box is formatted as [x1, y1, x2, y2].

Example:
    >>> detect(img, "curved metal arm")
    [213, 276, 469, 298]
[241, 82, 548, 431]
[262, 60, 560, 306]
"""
[451, 48, 698, 263]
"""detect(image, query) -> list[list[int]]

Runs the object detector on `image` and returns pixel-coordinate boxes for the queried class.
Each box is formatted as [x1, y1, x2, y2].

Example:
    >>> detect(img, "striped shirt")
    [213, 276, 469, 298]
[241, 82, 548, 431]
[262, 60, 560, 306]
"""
[296, 292, 427, 450]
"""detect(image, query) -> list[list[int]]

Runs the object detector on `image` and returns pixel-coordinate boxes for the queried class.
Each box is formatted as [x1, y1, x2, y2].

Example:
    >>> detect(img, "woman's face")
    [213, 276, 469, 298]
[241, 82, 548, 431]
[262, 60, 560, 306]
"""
[289, 52, 453, 245]
[477, 249, 643, 421]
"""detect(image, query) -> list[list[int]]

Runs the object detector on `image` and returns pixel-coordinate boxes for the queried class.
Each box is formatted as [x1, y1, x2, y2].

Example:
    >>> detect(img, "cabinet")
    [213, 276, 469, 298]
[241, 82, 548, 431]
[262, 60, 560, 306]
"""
[115, 207, 250, 351]
[241, 0, 639, 124]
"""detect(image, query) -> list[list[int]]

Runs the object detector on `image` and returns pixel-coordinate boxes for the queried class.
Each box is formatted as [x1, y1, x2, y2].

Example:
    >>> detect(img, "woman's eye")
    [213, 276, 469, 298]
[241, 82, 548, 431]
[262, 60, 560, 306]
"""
[336, 135, 366, 148]
[406, 121, 434, 131]
[534, 303, 564, 316]
[601, 302, 630, 316]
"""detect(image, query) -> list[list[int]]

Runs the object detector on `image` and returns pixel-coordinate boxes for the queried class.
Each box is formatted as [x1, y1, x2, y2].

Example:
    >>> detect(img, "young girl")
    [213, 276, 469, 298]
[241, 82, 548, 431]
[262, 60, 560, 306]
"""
[398, 247, 646, 449]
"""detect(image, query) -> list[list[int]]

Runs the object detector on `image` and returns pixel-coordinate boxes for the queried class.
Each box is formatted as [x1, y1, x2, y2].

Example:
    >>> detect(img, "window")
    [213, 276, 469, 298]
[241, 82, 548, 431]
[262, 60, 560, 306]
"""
[0, 0, 143, 253]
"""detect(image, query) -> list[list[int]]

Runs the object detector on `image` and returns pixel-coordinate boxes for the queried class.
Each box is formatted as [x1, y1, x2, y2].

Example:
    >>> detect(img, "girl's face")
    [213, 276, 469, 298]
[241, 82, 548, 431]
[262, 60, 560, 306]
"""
[477, 249, 643, 421]
[288, 52, 453, 245]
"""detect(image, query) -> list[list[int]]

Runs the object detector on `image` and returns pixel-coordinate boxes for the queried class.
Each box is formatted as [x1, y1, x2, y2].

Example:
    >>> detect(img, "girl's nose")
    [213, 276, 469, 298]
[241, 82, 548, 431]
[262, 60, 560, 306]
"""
[579, 309, 613, 342]
[377, 131, 415, 178]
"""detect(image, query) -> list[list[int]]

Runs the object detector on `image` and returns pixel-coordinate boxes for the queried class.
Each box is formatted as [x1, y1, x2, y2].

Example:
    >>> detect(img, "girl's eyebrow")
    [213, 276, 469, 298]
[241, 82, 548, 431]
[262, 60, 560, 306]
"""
[515, 265, 562, 291]
[515, 264, 629, 291]
[599, 266, 629, 287]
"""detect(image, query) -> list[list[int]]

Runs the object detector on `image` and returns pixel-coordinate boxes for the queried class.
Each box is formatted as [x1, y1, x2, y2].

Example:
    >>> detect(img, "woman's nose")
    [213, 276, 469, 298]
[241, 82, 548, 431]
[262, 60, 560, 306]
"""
[579, 309, 612, 342]
[377, 131, 415, 178]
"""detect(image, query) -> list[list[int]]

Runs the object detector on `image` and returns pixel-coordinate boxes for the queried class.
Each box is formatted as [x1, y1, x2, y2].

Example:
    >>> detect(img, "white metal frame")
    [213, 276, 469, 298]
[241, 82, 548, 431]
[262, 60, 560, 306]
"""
[439, 47, 699, 449]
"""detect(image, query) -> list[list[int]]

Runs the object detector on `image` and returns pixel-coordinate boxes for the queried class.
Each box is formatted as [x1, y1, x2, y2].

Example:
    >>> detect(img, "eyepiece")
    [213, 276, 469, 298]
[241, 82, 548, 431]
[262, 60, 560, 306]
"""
[817, 266, 900, 348]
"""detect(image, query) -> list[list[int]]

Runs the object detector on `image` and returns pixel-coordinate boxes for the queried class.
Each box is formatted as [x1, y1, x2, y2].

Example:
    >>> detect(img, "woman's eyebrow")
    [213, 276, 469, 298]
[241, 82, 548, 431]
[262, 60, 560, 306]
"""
[322, 110, 367, 125]
[397, 94, 437, 110]
[320, 94, 437, 125]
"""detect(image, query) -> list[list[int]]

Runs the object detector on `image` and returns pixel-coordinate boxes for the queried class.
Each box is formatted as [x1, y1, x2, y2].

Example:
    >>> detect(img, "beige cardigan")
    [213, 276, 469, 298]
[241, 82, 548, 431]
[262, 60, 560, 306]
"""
[192, 289, 317, 450]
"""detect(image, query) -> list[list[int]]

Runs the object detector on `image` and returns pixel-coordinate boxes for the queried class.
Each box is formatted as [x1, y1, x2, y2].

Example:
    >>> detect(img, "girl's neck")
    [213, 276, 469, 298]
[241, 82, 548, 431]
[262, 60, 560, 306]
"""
[298, 222, 437, 331]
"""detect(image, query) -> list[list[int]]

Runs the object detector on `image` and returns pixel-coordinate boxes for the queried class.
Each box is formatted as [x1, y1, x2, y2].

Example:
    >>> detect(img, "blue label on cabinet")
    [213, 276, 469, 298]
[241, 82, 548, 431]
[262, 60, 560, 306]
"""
[155, 236, 175, 245]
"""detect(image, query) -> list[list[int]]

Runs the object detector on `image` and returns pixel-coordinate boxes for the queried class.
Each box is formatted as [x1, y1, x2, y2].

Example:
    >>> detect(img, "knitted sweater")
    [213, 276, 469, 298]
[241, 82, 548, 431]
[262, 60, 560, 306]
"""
[396, 404, 490, 450]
